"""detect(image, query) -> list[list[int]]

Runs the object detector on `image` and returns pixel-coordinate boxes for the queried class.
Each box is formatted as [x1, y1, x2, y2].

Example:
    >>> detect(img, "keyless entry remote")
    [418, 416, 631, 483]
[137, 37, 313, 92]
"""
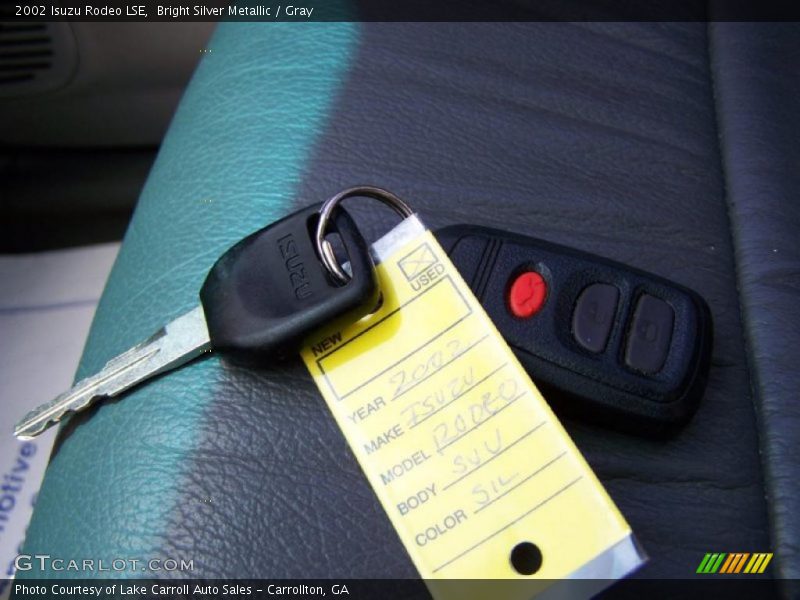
[435, 225, 713, 434]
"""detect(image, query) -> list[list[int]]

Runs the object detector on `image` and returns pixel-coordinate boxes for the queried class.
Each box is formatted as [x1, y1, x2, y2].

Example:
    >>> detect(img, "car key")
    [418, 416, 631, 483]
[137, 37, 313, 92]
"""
[435, 224, 713, 434]
[14, 203, 378, 439]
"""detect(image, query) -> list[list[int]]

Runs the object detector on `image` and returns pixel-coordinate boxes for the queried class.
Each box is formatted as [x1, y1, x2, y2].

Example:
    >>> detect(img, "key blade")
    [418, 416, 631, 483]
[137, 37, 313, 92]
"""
[14, 306, 212, 439]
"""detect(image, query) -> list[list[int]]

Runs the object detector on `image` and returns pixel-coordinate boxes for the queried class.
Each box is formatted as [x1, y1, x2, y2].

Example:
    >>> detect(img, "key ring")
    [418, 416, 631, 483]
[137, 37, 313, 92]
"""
[316, 186, 414, 284]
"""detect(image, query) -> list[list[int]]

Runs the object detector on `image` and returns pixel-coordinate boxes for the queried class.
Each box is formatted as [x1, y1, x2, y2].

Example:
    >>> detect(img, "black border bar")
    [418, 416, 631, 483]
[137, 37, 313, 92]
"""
[3, 0, 800, 22]
[4, 577, 787, 600]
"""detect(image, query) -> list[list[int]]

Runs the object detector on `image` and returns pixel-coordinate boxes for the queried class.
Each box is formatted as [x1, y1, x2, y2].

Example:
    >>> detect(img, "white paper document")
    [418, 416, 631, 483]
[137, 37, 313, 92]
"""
[0, 243, 119, 597]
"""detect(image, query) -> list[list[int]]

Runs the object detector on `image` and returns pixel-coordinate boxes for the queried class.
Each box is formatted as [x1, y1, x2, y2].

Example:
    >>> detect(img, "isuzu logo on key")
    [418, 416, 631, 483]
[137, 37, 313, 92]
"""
[278, 233, 312, 300]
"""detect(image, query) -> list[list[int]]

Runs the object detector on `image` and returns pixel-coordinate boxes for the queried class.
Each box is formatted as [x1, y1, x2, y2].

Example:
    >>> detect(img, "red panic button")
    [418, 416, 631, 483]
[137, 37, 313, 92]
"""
[508, 271, 547, 318]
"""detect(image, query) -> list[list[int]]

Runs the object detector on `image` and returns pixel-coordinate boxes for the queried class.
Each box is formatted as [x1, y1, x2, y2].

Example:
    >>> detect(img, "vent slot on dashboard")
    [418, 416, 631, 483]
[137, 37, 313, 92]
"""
[0, 20, 76, 97]
[0, 23, 52, 84]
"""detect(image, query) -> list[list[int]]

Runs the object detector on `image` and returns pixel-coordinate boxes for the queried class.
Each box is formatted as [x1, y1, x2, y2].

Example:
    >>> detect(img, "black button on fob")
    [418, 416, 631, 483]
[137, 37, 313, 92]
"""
[625, 294, 675, 374]
[573, 283, 620, 353]
[436, 225, 713, 435]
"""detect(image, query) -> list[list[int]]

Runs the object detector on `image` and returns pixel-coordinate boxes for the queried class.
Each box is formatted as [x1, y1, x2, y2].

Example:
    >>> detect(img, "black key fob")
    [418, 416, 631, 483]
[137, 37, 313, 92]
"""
[200, 204, 378, 362]
[435, 225, 713, 435]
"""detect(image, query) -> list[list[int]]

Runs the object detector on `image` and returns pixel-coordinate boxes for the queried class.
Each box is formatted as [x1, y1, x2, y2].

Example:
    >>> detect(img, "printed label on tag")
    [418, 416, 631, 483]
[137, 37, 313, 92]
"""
[302, 217, 644, 595]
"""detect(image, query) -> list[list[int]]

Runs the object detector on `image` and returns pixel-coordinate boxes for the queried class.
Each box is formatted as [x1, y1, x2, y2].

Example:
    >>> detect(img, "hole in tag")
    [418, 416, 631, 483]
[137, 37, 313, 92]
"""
[510, 541, 543, 575]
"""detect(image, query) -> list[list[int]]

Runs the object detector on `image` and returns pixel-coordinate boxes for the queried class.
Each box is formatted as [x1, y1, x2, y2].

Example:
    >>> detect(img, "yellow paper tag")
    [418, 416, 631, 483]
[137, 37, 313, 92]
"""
[301, 217, 643, 596]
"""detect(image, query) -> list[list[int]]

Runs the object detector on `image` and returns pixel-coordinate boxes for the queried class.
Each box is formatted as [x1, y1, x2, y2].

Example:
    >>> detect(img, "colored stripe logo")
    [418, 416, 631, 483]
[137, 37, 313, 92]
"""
[697, 552, 773, 574]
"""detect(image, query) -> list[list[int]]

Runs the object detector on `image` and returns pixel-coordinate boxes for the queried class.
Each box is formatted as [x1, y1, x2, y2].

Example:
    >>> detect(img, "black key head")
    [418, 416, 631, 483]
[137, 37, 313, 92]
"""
[200, 204, 378, 362]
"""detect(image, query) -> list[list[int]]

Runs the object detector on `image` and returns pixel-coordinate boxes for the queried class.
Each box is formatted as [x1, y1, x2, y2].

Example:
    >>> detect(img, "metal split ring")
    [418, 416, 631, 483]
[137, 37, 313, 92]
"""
[316, 186, 414, 284]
